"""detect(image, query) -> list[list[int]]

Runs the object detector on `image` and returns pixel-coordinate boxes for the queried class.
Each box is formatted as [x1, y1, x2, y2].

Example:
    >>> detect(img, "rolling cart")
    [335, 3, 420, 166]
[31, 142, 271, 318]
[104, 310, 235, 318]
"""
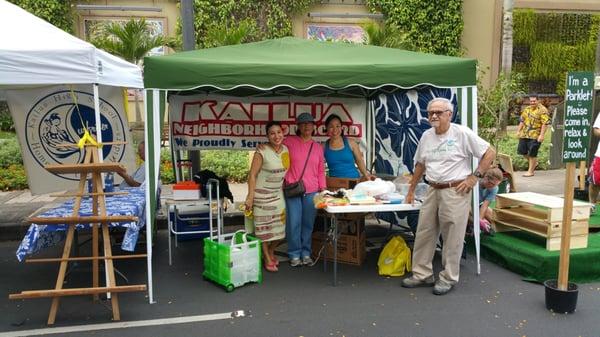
[202, 179, 262, 292]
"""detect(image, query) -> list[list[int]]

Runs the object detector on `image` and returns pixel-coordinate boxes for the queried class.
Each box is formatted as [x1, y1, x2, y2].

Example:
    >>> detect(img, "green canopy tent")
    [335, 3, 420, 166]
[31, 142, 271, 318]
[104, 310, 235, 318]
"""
[143, 37, 481, 295]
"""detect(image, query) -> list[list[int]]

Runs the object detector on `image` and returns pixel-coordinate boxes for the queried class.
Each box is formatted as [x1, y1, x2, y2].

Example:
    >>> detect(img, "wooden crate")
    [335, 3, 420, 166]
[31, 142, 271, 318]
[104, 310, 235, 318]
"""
[312, 230, 366, 266]
[493, 192, 591, 251]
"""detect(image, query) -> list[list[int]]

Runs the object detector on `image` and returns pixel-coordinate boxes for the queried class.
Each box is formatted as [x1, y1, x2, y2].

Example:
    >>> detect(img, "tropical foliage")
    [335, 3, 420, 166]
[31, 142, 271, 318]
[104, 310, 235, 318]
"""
[90, 18, 166, 65]
[361, 20, 413, 50]
[0, 136, 27, 191]
[477, 71, 525, 147]
[513, 9, 600, 95]
[366, 0, 464, 56]
[8, 0, 73, 33]
[0, 102, 14, 132]
[181, 0, 318, 49]
[203, 19, 257, 48]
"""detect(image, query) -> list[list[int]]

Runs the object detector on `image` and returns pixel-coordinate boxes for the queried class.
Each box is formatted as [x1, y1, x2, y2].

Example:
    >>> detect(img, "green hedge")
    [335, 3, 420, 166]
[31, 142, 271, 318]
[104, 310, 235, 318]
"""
[160, 148, 250, 184]
[0, 137, 23, 166]
[513, 9, 599, 95]
[0, 135, 27, 191]
[201, 150, 249, 182]
[367, 0, 464, 56]
[496, 133, 551, 171]
[0, 164, 28, 191]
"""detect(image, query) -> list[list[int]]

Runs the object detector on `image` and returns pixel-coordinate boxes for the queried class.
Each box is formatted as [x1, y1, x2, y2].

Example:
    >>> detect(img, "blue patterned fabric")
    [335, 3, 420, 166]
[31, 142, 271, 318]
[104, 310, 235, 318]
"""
[373, 87, 458, 225]
[16, 186, 146, 262]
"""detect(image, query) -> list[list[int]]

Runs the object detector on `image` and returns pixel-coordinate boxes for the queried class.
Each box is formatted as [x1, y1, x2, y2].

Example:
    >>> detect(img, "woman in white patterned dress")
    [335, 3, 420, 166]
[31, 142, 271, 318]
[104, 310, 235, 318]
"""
[245, 121, 289, 272]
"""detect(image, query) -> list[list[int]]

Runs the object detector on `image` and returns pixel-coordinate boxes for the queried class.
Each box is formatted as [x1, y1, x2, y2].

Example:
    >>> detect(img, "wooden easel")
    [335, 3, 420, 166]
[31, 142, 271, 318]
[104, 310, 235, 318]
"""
[9, 143, 147, 325]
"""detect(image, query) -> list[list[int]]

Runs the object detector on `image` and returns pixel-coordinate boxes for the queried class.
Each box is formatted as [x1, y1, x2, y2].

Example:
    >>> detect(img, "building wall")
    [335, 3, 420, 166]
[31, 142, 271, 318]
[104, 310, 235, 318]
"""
[463, 0, 600, 89]
[462, 0, 502, 89]
[72, 0, 179, 123]
[292, 3, 371, 40]
[73, 0, 179, 39]
[293, 1, 502, 87]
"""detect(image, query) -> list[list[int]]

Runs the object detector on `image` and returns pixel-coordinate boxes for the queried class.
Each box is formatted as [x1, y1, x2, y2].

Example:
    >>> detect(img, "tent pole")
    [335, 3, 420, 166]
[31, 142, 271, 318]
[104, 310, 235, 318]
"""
[93, 84, 112, 297]
[460, 86, 481, 275]
[470, 85, 481, 275]
[144, 89, 155, 304]
[93, 84, 104, 158]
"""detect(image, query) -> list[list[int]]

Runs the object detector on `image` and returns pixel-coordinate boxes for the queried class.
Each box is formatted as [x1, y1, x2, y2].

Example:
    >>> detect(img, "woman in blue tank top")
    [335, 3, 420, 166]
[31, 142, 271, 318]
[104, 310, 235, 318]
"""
[324, 114, 373, 179]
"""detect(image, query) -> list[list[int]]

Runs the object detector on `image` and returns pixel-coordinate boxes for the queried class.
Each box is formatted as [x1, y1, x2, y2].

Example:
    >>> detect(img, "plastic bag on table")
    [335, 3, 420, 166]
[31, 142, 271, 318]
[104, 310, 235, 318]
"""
[352, 178, 395, 197]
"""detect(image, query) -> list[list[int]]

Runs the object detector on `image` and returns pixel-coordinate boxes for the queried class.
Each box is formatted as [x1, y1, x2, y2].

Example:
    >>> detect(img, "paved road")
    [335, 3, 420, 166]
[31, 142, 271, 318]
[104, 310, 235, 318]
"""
[2, 229, 599, 337]
[2, 168, 599, 336]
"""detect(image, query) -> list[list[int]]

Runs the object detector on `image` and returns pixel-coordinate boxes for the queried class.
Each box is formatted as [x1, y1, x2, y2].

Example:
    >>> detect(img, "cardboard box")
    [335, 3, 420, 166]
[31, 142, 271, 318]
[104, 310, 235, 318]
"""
[312, 230, 366, 266]
[315, 212, 365, 235]
[173, 181, 200, 200]
[326, 177, 359, 190]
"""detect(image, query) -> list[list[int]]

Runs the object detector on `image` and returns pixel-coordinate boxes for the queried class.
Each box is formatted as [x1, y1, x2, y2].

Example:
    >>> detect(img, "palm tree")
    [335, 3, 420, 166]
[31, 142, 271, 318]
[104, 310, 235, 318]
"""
[92, 18, 166, 123]
[499, 0, 514, 134]
[361, 20, 413, 50]
[501, 0, 514, 74]
[203, 19, 255, 48]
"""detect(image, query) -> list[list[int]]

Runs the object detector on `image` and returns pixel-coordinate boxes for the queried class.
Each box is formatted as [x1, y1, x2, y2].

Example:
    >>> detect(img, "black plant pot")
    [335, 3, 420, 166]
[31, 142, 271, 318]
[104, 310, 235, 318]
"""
[573, 187, 589, 202]
[544, 279, 578, 314]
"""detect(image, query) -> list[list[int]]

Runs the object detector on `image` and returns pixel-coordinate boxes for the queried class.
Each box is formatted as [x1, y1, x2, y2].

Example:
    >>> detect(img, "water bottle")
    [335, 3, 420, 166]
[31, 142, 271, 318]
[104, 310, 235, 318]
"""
[104, 173, 114, 193]
[87, 178, 93, 194]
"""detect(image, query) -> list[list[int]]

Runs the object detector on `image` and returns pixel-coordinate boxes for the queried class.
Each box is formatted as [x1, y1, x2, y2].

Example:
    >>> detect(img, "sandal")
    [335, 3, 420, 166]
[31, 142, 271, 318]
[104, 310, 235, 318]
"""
[264, 261, 278, 272]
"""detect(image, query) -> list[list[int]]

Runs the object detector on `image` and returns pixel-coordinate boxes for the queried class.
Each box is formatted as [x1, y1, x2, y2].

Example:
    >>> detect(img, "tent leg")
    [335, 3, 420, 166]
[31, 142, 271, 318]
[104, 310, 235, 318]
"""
[93, 84, 113, 292]
[144, 89, 155, 304]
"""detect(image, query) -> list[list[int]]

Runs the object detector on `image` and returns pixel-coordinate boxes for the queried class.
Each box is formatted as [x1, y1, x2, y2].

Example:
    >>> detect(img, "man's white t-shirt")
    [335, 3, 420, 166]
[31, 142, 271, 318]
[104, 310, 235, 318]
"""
[594, 113, 600, 157]
[414, 124, 490, 183]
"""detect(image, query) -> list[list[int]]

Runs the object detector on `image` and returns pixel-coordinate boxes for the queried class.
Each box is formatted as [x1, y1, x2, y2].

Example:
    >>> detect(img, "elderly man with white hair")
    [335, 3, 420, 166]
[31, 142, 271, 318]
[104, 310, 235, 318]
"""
[401, 97, 496, 295]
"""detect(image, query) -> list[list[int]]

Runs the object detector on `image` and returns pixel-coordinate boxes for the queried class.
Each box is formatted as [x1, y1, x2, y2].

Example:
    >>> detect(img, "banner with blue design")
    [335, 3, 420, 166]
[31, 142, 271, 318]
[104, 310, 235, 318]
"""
[373, 86, 459, 225]
[6, 85, 136, 194]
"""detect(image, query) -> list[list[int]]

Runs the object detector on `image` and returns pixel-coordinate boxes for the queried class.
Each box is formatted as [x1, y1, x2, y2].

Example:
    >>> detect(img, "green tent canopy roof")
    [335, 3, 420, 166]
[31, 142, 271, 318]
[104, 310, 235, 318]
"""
[144, 37, 476, 91]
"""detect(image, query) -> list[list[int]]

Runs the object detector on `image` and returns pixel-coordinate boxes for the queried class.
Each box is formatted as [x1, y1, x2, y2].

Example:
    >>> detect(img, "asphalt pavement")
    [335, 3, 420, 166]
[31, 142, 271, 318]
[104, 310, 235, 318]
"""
[2, 168, 599, 337]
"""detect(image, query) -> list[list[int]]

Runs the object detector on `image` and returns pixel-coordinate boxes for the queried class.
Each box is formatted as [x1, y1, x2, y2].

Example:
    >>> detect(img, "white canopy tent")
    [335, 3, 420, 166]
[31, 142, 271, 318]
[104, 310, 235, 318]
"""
[0, 0, 154, 303]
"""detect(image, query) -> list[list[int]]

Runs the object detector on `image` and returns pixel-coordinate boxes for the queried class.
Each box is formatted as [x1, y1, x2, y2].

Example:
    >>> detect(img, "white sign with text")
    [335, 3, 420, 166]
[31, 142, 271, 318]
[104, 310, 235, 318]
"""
[168, 94, 368, 150]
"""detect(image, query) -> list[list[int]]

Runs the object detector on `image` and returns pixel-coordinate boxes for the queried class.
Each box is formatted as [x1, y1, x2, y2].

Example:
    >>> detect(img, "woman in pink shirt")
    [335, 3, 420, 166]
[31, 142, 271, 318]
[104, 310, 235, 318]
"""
[283, 113, 326, 267]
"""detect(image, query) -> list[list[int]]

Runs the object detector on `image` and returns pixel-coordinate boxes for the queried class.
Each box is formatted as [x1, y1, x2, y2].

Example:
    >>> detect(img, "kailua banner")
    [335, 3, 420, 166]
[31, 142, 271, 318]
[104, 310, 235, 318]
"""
[6, 85, 136, 194]
[168, 94, 368, 150]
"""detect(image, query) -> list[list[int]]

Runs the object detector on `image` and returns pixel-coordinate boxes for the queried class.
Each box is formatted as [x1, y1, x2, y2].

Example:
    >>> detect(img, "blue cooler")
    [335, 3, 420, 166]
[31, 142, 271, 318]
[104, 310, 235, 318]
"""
[168, 203, 212, 242]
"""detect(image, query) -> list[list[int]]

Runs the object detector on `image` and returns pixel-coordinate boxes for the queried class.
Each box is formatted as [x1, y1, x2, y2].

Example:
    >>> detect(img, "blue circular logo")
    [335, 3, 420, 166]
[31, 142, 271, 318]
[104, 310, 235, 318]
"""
[25, 90, 128, 180]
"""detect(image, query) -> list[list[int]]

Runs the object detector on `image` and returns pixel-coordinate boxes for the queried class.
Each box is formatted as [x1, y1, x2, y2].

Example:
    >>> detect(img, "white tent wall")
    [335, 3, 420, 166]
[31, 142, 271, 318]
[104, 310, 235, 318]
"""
[0, 0, 152, 304]
[0, 1, 143, 89]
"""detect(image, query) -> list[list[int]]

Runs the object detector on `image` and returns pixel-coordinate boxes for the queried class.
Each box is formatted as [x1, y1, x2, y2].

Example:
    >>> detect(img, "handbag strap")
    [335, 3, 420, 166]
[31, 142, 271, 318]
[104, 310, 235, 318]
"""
[298, 142, 314, 180]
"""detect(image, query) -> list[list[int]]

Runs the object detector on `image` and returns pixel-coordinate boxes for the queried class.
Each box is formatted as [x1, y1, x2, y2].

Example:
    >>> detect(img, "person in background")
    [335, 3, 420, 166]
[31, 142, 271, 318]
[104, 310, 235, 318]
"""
[244, 121, 289, 272]
[517, 95, 549, 177]
[402, 97, 495, 295]
[588, 112, 600, 214]
[324, 114, 373, 180]
[120, 141, 145, 188]
[477, 167, 503, 234]
[283, 113, 326, 267]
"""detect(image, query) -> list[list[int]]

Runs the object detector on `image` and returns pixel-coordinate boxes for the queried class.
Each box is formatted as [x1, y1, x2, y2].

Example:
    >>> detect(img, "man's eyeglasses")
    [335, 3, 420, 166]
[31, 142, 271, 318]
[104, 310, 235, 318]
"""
[427, 110, 450, 117]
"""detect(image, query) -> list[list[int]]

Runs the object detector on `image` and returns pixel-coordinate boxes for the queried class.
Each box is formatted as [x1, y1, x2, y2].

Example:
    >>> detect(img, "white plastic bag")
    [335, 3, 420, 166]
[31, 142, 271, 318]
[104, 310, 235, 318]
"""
[353, 178, 395, 197]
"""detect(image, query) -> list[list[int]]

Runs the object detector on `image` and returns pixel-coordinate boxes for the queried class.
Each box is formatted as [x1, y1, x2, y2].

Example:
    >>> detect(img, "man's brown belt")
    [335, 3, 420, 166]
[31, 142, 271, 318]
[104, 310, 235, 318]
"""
[429, 180, 465, 189]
